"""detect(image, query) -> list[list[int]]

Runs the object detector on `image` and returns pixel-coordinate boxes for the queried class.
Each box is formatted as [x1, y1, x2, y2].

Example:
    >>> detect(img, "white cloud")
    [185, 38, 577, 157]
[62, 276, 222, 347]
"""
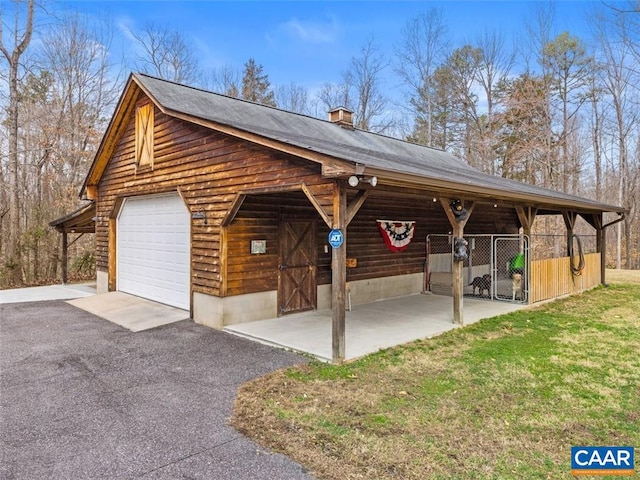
[271, 16, 340, 46]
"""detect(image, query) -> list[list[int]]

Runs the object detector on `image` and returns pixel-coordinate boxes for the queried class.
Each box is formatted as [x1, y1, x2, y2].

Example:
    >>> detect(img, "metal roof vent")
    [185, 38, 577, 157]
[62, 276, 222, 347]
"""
[328, 107, 354, 128]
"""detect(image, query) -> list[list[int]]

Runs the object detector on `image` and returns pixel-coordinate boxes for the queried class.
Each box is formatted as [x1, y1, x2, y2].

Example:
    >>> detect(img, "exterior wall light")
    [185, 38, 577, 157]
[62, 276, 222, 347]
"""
[192, 210, 207, 225]
[348, 175, 378, 187]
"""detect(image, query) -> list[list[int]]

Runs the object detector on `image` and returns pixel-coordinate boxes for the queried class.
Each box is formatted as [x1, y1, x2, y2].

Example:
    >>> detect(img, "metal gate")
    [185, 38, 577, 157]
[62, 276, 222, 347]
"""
[425, 234, 529, 304]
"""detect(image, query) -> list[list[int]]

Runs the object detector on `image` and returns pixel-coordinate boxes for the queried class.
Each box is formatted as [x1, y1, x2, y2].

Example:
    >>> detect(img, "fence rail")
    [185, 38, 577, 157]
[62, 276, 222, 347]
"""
[529, 253, 601, 303]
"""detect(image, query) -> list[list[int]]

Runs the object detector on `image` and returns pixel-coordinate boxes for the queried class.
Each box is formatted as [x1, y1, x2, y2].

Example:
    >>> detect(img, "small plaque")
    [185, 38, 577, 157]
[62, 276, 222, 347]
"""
[251, 240, 267, 254]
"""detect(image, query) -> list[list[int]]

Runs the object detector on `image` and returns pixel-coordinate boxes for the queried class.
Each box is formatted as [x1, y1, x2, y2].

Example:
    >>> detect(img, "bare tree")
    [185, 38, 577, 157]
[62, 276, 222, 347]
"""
[349, 38, 391, 132]
[584, 65, 605, 202]
[315, 78, 352, 116]
[208, 63, 241, 97]
[475, 30, 514, 174]
[314, 38, 392, 133]
[543, 31, 592, 193]
[440, 45, 482, 163]
[274, 82, 310, 114]
[524, 2, 558, 190]
[8, 12, 121, 283]
[395, 8, 450, 146]
[131, 22, 201, 84]
[0, 0, 34, 284]
[591, 5, 639, 268]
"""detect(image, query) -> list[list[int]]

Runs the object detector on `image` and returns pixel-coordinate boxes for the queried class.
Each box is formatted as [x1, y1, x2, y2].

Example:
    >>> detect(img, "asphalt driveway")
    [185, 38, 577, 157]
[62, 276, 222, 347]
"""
[0, 300, 313, 480]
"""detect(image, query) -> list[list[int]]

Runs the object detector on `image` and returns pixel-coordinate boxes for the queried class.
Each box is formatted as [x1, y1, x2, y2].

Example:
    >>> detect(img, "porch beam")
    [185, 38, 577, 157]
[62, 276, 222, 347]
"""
[332, 181, 347, 363]
[302, 183, 333, 229]
[439, 198, 474, 325]
[346, 190, 369, 226]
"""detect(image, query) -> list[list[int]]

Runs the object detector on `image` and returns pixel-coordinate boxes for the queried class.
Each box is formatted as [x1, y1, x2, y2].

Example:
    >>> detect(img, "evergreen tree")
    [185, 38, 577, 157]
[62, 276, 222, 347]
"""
[240, 58, 276, 106]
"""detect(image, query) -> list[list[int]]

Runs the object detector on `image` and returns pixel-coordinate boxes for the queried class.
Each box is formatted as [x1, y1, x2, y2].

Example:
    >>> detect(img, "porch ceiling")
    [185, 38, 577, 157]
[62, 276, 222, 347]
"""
[224, 294, 526, 362]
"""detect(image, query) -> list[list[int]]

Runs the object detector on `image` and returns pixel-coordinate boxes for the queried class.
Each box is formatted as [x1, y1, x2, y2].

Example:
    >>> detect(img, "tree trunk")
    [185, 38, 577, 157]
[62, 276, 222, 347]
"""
[0, 0, 35, 285]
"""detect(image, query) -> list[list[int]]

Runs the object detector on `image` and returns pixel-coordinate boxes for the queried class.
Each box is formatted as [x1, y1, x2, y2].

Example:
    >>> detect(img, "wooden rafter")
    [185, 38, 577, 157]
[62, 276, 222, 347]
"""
[301, 183, 332, 228]
[515, 206, 538, 234]
[346, 190, 369, 226]
[221, 194, 247, 227]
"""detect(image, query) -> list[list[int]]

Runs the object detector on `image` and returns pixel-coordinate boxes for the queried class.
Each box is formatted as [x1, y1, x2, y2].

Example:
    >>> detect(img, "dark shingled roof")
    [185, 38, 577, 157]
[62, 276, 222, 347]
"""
[49, 202, 95, 233]
[134, 73, 623, 214]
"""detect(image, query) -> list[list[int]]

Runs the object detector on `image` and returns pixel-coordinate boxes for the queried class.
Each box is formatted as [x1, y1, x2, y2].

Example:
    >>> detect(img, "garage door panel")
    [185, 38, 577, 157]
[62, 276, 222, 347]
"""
[117, 194, 190, 310]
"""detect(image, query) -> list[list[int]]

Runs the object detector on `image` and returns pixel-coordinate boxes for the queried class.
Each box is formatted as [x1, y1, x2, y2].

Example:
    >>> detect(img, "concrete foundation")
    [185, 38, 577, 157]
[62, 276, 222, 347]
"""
[193, 290, 277, 329]
[96, 270, 108, 294]
[194, 273, 424, 328]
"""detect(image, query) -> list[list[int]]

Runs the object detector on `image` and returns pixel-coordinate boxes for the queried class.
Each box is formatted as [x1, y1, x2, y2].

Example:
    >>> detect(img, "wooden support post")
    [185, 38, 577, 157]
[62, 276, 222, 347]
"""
[220, 227, 228, 297]
[592, 213, 606, 286]
[332, 181, 347, 363]
[61, 231, 68, 285]
[108, 218, 117, 291]
[563, 211, 577, 257]
[440, 198, 473, 325]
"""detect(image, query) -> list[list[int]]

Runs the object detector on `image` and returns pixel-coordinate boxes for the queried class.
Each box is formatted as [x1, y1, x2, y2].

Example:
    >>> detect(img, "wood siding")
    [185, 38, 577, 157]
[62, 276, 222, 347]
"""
[96, 93, 524, 300]
[95, 95, 332, 297]
[529, 252, 601, 303]
[226, 189, 522, 296]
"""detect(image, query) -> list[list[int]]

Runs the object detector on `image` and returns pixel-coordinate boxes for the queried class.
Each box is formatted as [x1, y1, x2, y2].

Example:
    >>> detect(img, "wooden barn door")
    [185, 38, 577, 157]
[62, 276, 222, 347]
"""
[278, 219, 317, 316]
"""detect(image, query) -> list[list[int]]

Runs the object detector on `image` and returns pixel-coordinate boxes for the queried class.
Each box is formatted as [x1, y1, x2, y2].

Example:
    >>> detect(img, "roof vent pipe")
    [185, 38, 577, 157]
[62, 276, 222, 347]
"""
[328, 107, 354, 128]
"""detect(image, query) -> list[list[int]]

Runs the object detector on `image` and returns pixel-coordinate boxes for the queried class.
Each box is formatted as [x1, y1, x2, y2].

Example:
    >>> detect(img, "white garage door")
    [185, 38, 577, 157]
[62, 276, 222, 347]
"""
[117, 194, 190, 310]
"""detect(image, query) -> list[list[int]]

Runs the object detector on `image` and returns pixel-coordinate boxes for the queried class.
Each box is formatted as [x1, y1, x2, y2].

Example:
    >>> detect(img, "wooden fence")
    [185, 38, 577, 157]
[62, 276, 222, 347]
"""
[529, 253, 601, 304]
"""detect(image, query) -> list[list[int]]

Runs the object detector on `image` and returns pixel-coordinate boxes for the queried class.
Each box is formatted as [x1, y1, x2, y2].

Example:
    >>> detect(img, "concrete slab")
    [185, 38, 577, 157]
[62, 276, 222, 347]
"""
[0, 283, 95, 304]
[67, 291, 190, 332]
[225, 293, 527, 362]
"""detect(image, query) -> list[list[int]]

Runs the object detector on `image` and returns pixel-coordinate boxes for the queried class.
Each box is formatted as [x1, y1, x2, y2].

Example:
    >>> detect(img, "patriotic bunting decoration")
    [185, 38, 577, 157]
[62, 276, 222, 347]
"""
[376, 220, 416, 252]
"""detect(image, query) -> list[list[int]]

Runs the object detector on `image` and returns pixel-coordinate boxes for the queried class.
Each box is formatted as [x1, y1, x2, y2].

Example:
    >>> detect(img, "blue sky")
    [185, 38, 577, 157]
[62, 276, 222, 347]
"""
[61, 0, 602, 95]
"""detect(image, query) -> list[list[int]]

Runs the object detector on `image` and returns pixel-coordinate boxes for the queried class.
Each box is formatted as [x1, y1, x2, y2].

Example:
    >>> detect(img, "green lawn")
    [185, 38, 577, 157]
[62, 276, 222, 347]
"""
[232, 280, 640, 479]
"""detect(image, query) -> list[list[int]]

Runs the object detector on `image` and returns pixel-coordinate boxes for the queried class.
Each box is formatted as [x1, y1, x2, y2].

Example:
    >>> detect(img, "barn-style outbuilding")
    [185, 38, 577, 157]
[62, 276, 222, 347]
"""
[70, 73, 624, 362]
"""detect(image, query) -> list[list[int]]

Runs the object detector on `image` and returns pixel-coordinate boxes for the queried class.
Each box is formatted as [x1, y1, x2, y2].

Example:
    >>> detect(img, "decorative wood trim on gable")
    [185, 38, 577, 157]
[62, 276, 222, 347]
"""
[135, 102, 154, 170]
[132, 74, 355, 177]
[82, 79, 141, 197]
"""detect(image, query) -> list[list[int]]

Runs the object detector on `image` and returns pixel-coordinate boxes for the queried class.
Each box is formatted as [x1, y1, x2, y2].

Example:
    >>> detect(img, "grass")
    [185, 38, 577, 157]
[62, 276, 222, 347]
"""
[232, 273, 640, 479]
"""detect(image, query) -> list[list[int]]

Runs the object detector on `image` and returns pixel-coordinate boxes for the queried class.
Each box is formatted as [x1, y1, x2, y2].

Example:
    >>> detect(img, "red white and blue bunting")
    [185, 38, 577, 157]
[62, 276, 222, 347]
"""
[376, 220, 416, 252]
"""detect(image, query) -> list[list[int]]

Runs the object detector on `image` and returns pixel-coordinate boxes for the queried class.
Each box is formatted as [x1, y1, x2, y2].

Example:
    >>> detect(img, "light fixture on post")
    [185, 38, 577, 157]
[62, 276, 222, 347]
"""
[347, 175, 378, 188]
